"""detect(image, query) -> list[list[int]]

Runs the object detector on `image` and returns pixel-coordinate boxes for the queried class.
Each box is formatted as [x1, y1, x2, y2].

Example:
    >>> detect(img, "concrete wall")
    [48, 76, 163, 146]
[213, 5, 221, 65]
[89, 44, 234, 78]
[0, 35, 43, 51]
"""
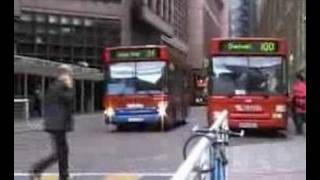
[131, 19, 162, 45]
[187, 0, 204, 68]
[187, 0, 229, 69]
[14, 0, 21, 17]
[256, 0, 306, 78]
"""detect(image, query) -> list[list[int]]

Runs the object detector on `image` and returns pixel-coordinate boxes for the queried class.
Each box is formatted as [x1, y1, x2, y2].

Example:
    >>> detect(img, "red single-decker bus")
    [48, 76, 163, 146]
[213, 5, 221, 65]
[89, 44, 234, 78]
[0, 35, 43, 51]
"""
[207, 38, 289, 132]
[102, 45, 190, 131]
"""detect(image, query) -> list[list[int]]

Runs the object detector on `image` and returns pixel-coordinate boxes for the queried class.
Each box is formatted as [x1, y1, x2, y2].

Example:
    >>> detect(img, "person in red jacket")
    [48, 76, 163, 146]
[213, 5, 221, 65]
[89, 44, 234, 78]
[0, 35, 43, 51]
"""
[292, 72, 306, 135]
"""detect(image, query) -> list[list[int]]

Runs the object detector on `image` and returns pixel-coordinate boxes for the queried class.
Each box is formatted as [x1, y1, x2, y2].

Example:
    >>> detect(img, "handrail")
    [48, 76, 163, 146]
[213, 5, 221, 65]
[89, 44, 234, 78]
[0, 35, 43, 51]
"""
[171, 110, 228, 180]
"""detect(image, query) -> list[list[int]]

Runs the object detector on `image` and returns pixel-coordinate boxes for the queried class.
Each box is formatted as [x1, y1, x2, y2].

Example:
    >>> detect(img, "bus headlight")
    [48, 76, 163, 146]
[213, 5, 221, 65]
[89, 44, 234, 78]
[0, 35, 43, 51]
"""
[275, 105, 286, 113]
[272, 113, 283, 119]
[104, 107, 115, 118]
[158, 101, 168, 117]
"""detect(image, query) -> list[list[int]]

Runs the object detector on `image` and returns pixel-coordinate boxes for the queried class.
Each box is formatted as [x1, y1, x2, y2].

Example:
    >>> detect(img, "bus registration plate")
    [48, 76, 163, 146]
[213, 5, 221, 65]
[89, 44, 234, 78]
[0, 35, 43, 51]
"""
[239, 122, 258, 128]
[128, 117, 144, 122]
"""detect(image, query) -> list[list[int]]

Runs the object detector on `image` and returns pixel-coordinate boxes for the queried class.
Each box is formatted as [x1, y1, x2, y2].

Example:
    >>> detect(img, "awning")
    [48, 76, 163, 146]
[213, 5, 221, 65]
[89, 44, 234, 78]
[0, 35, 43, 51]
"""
[14, 55, 104, 81]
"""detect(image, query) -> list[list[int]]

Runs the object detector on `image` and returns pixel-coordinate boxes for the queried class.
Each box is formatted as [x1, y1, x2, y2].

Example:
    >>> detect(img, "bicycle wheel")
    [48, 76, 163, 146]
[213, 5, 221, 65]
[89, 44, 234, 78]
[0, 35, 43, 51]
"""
[183, 134, 215, 173]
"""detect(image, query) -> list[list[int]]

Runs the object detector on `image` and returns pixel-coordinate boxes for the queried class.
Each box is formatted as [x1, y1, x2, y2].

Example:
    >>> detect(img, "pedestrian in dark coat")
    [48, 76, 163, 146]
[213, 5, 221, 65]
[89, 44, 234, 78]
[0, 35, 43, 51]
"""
[30, 64, 74, 180]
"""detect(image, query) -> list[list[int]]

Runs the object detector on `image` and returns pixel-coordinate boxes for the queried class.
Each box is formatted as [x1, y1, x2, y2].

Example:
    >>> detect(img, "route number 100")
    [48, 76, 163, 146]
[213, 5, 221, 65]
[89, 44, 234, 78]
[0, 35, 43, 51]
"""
[260, 42, 276, 52]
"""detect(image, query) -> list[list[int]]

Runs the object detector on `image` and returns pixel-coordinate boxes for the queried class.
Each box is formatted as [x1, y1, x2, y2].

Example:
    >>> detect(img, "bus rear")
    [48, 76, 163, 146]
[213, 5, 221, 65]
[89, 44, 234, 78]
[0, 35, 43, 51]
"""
[207, 38, 289, 131]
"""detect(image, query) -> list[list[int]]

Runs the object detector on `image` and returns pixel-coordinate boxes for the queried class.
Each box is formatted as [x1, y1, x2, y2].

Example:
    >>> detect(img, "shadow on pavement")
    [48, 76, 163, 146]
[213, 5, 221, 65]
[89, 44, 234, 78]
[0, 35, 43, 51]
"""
[238, 129, 288, 138]
[229, 129, 296, 147]
[107, 121, 187, 133]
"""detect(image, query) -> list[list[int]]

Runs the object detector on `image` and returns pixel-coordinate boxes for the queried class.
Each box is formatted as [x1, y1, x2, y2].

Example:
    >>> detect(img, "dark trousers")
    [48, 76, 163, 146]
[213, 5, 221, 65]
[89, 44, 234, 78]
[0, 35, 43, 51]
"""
[293, 113, 306, 134]
[31, 131, 69, 180]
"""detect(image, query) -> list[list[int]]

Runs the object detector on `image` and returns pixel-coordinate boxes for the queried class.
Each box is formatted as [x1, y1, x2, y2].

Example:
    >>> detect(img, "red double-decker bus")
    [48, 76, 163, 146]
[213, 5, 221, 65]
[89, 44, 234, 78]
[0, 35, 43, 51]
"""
[102, 45, 191, 131]
[207, 38, 289, 132]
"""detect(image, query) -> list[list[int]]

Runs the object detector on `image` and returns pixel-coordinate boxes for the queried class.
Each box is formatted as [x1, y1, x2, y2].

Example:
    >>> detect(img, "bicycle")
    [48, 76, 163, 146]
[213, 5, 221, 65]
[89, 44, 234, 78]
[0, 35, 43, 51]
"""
[182, 126, 244, 180]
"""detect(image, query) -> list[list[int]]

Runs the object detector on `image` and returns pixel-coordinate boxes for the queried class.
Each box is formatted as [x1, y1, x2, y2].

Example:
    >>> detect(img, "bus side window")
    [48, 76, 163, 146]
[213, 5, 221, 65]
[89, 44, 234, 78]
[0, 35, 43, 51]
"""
[171, 67, 183, 95]
[177, 69, 184, 95]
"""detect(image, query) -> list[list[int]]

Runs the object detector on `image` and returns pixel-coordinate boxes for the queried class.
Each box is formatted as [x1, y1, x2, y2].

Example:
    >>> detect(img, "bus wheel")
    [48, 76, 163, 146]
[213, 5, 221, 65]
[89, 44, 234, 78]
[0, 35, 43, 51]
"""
[278, 130, 288, 138]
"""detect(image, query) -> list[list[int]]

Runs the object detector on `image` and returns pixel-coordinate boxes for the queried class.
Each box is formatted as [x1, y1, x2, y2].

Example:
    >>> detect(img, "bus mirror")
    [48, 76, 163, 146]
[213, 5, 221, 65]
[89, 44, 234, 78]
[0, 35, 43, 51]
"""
[169, 63, 175, 71]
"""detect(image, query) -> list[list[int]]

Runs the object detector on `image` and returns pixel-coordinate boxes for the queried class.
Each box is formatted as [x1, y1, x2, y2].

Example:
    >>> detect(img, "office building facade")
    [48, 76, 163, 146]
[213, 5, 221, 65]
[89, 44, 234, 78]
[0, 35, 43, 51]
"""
[14, 0, 189, 116]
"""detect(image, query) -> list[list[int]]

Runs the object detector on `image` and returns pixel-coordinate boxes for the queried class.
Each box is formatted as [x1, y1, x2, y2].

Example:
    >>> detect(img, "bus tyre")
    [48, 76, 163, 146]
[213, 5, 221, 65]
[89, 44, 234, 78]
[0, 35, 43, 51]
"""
[278, 129, 288, 138]
[181, 118, 187, 125]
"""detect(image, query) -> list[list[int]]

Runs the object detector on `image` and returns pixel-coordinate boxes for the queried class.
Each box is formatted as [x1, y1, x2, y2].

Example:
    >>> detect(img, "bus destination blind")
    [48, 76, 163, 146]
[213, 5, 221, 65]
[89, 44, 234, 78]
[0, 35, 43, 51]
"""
[110, 48, 160, 60]
[219, 41, 279, 54]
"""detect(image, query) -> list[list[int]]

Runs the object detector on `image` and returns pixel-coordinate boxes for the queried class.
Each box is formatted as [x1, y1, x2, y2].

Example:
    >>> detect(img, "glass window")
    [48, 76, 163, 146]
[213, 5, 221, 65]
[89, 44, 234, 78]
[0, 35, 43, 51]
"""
[49, 15, 58, 24]
[107, 62, 136, 95]
[210, 56, 286, 94]
[18, 44, 34, 54]
[21, 13, 32, 22]
[72, 18, 82, 26]
[136, 61, 166, 94]
[20, 23, 33, 34]
[84, 19, 93, 27]
[17, 33, 34, 43]
[48, 26, 59, 35]
[74, 47, 84, 56]
[86, 48, 95, 56]
[35, 25, 46, 34]
[106, 61, 166, 95]
[61, 27, 72, 34]
[35, 14, 46, 23]
[61, 16, 70, 25]
[248, 57, 285, 93]
[62, 47, 71, 56]
[51, 45, 60, 54]
[35, 36, 44, 44]
[15, 12, 121, 66]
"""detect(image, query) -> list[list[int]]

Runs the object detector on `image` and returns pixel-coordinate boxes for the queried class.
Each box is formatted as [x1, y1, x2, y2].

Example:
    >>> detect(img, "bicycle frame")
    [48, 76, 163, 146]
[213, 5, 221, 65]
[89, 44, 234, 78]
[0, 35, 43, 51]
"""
[171, 110, 235, 180]
[211, 143, 227, 180]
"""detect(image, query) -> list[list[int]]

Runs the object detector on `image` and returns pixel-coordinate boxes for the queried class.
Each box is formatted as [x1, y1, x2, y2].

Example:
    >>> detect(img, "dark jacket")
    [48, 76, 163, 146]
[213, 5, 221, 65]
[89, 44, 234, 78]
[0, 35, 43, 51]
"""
[44, 80, 74, 132]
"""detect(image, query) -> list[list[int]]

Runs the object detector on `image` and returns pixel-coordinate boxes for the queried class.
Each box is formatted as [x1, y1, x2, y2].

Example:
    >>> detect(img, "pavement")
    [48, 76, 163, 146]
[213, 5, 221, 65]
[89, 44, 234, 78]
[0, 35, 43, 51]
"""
[14, 107, 306, 180]
[14, 113, 104, 133]
[14, 173, 171, 180]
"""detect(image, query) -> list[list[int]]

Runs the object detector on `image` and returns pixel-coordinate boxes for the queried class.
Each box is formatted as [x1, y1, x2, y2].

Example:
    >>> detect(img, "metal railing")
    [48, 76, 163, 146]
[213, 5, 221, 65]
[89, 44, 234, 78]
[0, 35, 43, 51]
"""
[14, 98, 43, 132]
[171, 110, 229, 180]
[14, 98, 29, 121]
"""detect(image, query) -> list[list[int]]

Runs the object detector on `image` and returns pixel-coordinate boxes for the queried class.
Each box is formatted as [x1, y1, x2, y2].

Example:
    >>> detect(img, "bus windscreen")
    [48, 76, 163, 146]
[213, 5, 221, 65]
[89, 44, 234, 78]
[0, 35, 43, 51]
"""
[106, 61, 166, 95]
[210, 56, 287, 95]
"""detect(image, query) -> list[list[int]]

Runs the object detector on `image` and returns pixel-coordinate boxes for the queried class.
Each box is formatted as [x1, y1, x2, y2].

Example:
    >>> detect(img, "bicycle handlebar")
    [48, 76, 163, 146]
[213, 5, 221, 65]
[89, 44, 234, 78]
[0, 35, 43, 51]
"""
[192, 126, 245, 137]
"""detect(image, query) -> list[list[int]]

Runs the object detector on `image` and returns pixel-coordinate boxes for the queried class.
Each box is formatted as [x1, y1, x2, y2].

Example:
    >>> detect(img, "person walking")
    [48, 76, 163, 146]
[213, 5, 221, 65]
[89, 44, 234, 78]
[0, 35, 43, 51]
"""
[29, 64, 75, 180]
[291, 72, 306, 135]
